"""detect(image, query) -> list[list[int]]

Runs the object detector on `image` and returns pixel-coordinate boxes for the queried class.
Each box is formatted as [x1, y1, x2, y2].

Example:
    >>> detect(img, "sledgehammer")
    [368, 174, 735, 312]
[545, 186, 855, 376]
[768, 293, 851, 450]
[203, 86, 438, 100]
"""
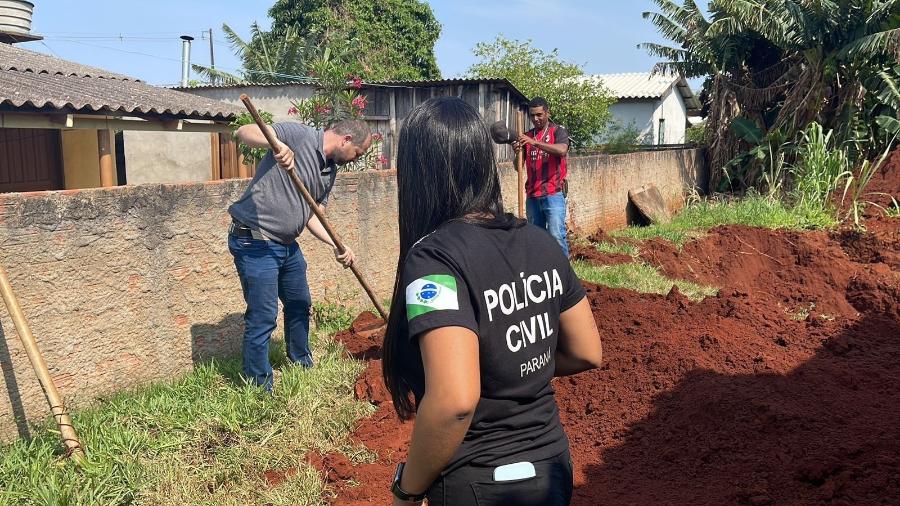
[239, 94, 388, 321]
[490, 121, 526, 218]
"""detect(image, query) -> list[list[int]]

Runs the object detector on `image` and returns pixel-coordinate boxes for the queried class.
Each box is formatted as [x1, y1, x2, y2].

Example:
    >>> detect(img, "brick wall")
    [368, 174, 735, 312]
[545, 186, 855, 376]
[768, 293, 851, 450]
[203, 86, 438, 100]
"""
[0, 149, 704, 440]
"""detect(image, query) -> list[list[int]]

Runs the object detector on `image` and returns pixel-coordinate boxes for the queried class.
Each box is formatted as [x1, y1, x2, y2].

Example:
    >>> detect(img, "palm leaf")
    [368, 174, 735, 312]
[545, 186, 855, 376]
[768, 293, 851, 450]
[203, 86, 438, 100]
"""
[731, 116, 765, 143]
[190, 64, 245, 86]
[876, 115, 900, 134]
[838, 27, 900, 59]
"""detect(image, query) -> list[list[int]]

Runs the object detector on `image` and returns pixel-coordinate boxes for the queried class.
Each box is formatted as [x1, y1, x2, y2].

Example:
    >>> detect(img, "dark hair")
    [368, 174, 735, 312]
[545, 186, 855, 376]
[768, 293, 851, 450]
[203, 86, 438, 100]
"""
[528, 97, 549, 111]
[383, 96, 523, 419]
[329, 119, 370, 146]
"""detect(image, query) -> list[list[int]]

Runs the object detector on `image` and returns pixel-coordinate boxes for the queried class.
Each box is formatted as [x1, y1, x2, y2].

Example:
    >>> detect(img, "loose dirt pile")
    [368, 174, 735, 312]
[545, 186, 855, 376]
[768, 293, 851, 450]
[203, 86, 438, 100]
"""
[865, 147, 900, 215]
[318, 215, 898, 505]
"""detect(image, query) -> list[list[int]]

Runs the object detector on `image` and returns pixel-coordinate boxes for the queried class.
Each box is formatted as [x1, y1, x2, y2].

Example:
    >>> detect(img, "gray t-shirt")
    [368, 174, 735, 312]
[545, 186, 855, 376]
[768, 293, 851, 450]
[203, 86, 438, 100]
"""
[228, 123, 337, 244]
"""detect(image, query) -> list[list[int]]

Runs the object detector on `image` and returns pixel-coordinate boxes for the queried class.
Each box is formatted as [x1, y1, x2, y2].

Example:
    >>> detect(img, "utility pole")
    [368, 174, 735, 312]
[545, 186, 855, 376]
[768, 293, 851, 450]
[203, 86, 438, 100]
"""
[208, 28, 215, 75]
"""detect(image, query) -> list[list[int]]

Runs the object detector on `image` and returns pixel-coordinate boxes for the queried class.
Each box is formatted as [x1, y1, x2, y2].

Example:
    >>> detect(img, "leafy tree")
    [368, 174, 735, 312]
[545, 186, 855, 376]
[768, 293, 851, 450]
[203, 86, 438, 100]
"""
[685, 123, 707, 145]
[264, 0, 441, 81]
[467, 36, 615, 150]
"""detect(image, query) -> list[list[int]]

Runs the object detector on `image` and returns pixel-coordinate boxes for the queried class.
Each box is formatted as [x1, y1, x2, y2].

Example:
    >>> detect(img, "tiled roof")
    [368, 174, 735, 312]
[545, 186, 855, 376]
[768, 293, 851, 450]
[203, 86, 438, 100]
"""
[0, 43, 242, 120]
[586, 72, 702, 111]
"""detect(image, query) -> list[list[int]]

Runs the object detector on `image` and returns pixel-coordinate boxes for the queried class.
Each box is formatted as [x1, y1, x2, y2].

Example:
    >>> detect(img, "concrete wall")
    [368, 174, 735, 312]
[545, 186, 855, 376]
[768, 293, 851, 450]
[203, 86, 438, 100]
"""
[123, 131, 212, 185]
[0, 149, 705, 440]
[188, 85, 316, 123]
[499, 149, 707, 232]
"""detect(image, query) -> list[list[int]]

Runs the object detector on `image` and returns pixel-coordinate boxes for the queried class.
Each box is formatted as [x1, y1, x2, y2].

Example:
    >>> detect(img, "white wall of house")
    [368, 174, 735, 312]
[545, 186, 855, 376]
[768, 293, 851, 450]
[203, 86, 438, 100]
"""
[608, 101, 657, 143]
[653, 87, 688, 144]
[606, 87, 689, 145]
[123, 131, 212, 184]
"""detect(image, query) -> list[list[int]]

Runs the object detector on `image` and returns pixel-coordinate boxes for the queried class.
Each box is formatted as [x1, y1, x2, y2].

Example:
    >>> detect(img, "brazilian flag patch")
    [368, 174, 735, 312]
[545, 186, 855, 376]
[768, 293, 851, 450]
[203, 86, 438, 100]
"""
[406, 275, 459, 321]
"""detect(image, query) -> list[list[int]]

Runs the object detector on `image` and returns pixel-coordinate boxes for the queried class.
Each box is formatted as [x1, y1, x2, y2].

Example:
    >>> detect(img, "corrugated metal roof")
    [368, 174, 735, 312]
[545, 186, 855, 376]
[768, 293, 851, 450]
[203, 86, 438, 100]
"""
[177, 77, 531, 104]
[587, 72, 702, 111]
[0, 43, 242, 120]
[177, 80, 315, 90]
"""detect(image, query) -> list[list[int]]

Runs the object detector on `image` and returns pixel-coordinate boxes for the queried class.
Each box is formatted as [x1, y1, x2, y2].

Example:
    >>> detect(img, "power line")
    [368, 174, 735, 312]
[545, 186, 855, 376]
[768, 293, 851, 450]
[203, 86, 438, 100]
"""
[35, 35, 370, 86]
[39, 41, 59, 58]
[47, 38, 186, 64]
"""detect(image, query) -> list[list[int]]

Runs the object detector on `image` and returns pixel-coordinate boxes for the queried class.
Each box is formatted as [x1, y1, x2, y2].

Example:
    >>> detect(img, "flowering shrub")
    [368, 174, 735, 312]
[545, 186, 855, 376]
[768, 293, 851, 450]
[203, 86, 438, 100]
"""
[290, 48, 388, 171]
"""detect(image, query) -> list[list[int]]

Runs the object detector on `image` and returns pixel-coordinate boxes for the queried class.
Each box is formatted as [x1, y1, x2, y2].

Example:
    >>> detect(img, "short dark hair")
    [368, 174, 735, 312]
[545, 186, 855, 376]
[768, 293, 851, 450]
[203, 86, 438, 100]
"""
[528, 97, 549, 111]
[329, 120, 370, 146]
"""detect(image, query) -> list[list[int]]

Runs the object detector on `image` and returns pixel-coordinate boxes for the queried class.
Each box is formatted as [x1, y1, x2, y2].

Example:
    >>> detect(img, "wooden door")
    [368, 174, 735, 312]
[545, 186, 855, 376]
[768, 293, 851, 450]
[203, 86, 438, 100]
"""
[0, 128, 64, 192]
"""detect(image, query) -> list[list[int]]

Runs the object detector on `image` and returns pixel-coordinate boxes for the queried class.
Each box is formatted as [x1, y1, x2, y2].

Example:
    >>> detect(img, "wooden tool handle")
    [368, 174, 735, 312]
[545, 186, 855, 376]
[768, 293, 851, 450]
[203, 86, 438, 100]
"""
[239, 95, 388, 320]
[517, 148, 526, 219]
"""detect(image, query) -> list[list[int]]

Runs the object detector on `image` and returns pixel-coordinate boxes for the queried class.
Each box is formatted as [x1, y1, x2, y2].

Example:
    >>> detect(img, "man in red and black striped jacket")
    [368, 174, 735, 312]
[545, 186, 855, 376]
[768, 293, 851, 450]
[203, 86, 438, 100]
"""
[515, 97, 571, 257]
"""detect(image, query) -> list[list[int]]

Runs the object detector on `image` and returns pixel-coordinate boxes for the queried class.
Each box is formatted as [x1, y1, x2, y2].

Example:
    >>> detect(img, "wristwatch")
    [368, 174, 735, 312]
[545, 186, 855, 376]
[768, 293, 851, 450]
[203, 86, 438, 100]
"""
[391, 462, 427, 502]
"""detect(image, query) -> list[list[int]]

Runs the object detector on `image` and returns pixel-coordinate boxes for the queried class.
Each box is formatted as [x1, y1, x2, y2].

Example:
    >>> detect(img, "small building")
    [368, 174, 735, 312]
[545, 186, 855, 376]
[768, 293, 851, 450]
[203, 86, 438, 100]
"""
[588, 72, 702, 145]
[0, 41, 241, 193]
[179, 78, 531, 168]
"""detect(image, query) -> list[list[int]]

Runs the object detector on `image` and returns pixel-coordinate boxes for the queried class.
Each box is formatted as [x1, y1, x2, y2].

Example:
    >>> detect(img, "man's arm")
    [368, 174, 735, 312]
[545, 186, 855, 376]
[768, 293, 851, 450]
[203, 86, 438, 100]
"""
[236, 124, 294, 169]
[306, 204, 356, 267]
[517, 134, 569, 157]
[235, 124, 277, 148]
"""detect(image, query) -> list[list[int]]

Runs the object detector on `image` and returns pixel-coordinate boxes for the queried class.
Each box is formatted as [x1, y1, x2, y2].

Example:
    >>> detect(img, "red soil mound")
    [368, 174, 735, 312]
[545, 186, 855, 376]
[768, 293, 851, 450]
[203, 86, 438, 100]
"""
[320, 218, 899, 505]
[864, 147, 900, 215]
[570, 243, 633, 266]
[641, 224, 898, 320]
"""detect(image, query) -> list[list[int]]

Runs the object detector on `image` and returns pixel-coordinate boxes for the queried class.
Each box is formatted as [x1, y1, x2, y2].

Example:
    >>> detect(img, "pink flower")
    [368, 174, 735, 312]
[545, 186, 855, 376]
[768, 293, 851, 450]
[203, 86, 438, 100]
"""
[352, 95, 368, 111]
[287, 107, 298, 116]
[372, 132, 383, 141]
[351, 76, 363, 89]
[377, 154, 389, 167]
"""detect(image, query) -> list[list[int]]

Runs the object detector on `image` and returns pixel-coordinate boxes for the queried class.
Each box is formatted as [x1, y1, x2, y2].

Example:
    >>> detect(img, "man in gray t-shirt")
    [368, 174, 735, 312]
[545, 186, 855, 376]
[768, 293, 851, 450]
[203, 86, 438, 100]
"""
[228, 120, 372, 390]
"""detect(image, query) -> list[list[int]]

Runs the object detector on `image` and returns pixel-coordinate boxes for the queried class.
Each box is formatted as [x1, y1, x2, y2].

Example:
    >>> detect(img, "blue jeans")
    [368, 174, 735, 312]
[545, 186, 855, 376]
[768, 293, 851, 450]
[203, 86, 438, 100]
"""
[229, 235, 313, 390]
[526, 193, 569, 257]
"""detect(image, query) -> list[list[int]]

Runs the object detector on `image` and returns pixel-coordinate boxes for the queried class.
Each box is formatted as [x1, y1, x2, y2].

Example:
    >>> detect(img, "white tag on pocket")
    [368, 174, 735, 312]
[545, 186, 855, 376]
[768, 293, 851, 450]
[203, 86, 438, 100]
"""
[492, 461, 536, 482]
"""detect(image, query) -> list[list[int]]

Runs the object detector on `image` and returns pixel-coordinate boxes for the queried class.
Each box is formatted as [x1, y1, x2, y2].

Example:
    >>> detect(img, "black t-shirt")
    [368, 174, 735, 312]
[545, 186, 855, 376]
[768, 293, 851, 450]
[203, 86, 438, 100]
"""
[400, 219, 586, 473]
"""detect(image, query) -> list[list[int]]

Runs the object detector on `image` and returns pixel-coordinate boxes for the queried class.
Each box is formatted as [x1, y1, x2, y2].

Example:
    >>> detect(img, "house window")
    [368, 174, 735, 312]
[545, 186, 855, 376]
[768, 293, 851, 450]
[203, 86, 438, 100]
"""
[658, 119, 666, 145]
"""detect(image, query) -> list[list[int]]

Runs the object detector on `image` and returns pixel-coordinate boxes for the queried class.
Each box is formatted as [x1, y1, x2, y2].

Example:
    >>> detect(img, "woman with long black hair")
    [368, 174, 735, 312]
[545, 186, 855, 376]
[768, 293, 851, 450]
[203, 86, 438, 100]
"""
[383, 97, 602, 506]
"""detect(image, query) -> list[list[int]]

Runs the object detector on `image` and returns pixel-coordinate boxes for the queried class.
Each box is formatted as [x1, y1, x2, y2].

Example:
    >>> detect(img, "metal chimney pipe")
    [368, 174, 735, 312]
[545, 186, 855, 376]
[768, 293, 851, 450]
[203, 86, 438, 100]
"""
[180, 35, 194, 87]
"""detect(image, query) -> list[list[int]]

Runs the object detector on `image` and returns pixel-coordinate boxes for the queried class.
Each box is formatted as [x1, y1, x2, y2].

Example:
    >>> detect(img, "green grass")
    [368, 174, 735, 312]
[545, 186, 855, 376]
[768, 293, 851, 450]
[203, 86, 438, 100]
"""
[594, 241, 640, 257]
[612, 193, 837, 244]
[573, 260, 718, 301]
[0, 305, 372, 506]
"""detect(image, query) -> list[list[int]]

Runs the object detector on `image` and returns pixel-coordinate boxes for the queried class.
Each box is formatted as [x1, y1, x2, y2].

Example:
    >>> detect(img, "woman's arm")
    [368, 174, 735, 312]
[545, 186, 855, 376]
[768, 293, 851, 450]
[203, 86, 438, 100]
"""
[554, 297, 603, 376]
[395, 326, 480, 503]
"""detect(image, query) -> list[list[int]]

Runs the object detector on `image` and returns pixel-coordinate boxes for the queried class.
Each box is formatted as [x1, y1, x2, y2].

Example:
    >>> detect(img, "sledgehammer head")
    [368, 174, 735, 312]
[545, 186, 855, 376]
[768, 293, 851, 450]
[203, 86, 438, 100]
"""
[489, 121, 517, 144]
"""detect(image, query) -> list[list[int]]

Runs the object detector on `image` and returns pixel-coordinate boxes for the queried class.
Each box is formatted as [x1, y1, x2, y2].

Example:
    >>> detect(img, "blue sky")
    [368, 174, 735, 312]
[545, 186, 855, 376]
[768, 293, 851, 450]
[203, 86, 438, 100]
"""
[21, 0, 694, 87]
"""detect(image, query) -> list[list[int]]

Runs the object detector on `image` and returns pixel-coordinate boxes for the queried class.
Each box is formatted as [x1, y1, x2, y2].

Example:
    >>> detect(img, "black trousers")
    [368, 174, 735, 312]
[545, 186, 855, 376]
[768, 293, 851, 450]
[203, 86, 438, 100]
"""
[425, 449, 573, 506]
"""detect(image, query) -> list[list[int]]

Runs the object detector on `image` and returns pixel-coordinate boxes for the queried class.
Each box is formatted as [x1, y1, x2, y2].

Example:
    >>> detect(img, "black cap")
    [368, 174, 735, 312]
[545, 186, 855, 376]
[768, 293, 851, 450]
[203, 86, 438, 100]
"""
[489, 121, 516, 144]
